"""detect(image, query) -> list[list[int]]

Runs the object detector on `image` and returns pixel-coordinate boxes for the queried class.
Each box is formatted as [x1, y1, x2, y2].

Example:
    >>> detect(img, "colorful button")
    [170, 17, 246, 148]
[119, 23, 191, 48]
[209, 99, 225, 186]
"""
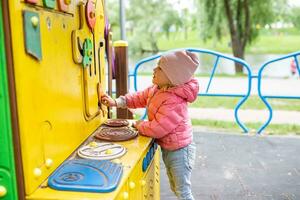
[0, 186, 7, 197]
[33, 168, 42, 178]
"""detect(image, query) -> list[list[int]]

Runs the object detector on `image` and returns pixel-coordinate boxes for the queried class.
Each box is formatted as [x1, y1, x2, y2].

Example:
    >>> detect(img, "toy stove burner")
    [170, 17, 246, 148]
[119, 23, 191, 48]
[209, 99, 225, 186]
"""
[103, 119, 129, 127]
[94, 127, 138, 142]
[78, 142, 126, 160]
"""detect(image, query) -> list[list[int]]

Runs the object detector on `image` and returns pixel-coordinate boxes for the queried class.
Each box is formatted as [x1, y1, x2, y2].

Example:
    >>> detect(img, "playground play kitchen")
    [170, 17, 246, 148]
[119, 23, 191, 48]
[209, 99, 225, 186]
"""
[0, 0, 160, 199]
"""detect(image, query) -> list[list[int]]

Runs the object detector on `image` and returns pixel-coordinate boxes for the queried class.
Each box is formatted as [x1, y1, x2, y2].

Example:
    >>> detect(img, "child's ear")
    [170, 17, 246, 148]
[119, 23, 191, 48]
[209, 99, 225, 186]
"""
[157, 59, 162, 65]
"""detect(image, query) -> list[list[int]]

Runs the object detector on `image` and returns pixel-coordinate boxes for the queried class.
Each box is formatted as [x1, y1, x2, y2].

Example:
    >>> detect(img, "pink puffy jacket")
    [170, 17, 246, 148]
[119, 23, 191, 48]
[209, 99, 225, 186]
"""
[125, 78, 199, 150]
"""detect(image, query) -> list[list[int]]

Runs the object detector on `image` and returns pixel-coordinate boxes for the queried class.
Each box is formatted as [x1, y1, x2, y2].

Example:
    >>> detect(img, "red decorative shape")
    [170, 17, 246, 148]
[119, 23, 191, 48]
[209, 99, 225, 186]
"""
[25, 0, 38, 4]
[86, 0, 96, 30]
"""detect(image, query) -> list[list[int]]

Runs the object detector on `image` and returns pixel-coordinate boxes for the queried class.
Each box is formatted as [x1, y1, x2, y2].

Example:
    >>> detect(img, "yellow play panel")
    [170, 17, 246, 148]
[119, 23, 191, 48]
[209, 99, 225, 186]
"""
[7, 0, 160, 199]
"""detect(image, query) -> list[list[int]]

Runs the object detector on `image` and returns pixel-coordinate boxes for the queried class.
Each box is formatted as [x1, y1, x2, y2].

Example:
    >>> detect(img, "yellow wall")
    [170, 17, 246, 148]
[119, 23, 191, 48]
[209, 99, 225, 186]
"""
[8, 0, 106, 195]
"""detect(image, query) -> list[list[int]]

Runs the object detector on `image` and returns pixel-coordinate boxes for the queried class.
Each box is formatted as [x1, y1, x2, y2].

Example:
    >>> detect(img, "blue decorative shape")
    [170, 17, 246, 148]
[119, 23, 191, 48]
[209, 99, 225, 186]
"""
[48, 159, 123, 193]
[142, 157, 147, 172]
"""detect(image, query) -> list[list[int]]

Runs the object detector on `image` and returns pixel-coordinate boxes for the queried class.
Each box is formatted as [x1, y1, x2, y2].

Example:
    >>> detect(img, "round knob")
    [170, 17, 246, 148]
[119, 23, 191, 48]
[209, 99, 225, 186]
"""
[64, 0, 71, 5]
[105, 149, 113, 155]
[89, 141, 98, 147]
[33, 168, 42, 178]
[45, 158, 53, 168]
[123, 191, 129, 199]
[0, 186, 7, 197]
[89, 12, 95, 19]
[129, 181, 135, 190]
[140, 180, 146, 187]
[31, 16, 39, 27]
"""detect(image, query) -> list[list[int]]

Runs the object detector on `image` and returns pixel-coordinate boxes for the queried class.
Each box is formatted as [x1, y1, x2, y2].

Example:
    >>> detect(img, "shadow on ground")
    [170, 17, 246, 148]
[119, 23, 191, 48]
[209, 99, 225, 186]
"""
[160, 131, 300, 200]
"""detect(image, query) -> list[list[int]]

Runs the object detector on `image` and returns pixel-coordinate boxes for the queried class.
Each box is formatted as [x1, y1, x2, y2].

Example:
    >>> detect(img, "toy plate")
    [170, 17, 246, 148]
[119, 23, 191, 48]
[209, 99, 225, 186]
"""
[78, 142, 126, 160]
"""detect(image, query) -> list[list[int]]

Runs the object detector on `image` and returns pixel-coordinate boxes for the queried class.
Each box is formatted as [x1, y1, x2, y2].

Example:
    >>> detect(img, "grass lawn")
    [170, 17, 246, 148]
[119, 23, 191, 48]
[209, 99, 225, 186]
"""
[190, 96, 300, 111]
[190, 96, 300, 134]
[191, 119, 300, 135]
[157, 30, 300, 54]
[131, 95, 300, 135]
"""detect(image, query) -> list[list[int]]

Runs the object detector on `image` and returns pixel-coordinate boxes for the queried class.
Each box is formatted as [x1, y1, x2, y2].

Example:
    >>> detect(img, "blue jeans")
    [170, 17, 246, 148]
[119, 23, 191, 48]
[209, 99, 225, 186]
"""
[161, 143, 196, 200]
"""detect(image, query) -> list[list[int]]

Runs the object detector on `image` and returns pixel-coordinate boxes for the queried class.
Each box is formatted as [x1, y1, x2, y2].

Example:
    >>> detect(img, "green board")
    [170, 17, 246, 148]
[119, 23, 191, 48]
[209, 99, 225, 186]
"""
[0, 3, 18, 200]
[23, 10, 42, 60]
[43, 0, 56, 9]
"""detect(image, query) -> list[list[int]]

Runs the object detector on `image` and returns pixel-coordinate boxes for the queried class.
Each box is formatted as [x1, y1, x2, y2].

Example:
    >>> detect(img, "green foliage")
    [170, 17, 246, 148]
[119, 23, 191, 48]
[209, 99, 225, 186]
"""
[126, 0, 181, 55]
[196, 0, 282, 44]
[291, 7, 300, 30]
[196, 0, 227, 42]
[157, 30, 300, 54]
[106, 0, 121, 40]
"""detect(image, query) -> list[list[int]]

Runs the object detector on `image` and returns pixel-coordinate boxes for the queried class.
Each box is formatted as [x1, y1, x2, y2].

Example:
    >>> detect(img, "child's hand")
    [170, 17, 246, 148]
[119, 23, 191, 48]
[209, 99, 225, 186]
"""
[101, 94, 116, 107]
[133, 120, 143, 128]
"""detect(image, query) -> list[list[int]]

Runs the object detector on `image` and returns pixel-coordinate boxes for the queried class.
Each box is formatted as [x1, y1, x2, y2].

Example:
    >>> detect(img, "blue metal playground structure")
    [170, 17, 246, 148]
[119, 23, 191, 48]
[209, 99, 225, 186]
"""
[128, 48, 300, 134]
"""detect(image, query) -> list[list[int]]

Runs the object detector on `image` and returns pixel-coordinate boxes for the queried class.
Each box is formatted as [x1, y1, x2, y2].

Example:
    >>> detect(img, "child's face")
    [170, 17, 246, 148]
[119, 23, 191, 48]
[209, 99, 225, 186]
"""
[152, 65, 171, 87]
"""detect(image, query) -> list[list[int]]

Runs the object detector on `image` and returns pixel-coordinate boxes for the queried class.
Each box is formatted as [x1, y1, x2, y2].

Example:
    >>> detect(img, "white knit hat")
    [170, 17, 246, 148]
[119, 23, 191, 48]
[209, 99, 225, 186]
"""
[159, 50, 199, 85]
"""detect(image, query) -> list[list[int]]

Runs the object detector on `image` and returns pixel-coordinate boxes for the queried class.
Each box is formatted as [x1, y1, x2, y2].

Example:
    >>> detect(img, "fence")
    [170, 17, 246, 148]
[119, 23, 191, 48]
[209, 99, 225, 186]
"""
[128, 48, 300, 134]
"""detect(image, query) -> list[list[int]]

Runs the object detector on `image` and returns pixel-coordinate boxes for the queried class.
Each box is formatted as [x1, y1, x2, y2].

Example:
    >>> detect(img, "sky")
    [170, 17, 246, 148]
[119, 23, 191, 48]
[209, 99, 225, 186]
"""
[289, 0, 300, 6]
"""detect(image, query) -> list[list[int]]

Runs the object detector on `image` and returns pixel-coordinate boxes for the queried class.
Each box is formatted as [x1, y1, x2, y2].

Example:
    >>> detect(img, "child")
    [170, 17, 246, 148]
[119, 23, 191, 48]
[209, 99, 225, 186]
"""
[102, 50, 199, 200]
[291, 59, 297, 76]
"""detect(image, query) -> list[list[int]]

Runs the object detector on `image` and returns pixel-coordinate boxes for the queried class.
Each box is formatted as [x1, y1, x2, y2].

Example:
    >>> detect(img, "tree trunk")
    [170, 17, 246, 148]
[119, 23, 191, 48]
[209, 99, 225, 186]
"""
[231, 39, 244, 73]
[224, 0, 244, 73]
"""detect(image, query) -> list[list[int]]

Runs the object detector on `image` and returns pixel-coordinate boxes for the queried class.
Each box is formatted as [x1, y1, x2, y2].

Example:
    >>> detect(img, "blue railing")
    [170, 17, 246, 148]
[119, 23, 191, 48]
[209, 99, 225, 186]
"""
[129, 48, 253, 133]
[129, 48, 300, 134]
[257, 51, 300, 133]
[128, 48, 300, 134]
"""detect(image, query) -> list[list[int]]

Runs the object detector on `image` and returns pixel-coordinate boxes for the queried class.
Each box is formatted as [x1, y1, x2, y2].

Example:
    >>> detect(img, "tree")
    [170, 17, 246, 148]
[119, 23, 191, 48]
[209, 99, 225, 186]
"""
[196, 0, 285, 72]
[291, 7, 300, 30]
[105, 0, 121, 39]
[126, 0, 181, 54]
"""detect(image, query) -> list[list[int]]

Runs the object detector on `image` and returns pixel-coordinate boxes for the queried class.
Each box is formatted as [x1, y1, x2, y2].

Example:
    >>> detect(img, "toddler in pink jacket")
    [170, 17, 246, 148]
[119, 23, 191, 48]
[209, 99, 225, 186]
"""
[102, 50, 199, 200]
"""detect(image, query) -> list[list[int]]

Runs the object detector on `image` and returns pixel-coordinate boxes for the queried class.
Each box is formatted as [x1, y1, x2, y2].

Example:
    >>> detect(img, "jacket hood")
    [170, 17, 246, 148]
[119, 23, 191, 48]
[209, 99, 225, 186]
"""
[168, 78, 199, 103]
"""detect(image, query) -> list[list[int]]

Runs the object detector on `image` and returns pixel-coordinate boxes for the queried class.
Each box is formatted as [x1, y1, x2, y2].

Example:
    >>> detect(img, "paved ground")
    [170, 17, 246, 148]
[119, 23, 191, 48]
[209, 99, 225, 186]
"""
[160, 130, 300, 200]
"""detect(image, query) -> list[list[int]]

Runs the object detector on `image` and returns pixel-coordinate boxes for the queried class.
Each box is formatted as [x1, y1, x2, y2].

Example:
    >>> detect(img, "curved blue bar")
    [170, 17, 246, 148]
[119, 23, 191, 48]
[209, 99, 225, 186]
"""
[294, 55, 300, 75]
[133, 54, 161, 91]
[132, 48, 253, 133]
[257, 51, 300, 134]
